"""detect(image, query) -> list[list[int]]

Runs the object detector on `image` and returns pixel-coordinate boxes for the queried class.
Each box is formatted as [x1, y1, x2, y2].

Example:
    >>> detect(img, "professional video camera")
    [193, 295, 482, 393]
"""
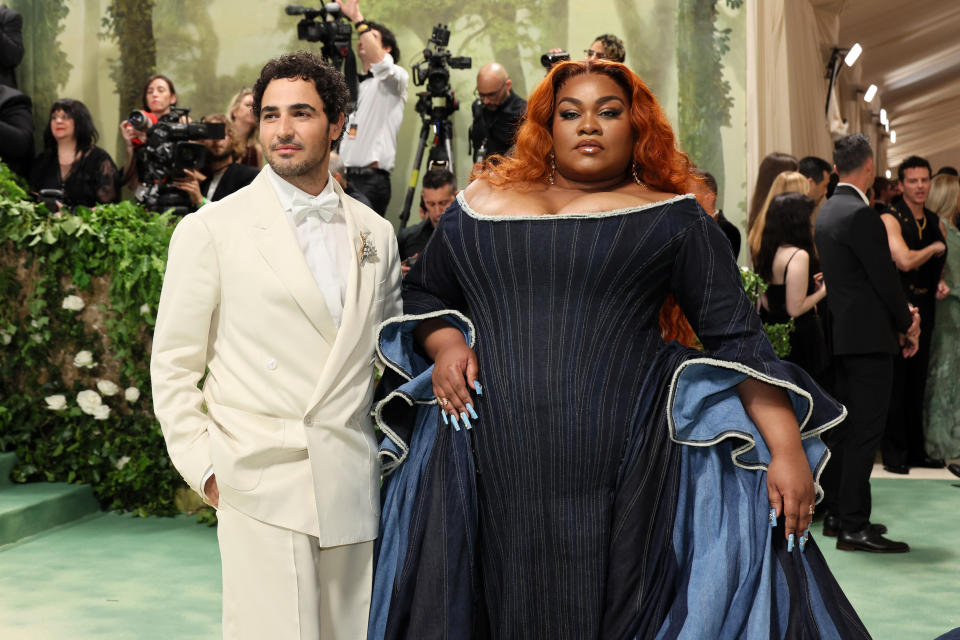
[133, 107, 225, 215]
[398, 25, 471, 229]
[411, 24, 472, 117]
[285, 4, 353, 66]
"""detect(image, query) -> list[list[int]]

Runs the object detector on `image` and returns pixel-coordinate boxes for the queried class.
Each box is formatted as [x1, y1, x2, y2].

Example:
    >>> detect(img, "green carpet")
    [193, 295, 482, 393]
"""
[818, 478, 960, 640]
[0, 512, 220, 640]
[0, 479, 956, 638]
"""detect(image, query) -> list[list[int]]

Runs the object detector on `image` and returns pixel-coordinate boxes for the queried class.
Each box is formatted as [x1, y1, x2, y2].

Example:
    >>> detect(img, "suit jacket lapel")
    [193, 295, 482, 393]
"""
[306, 181, 378, 409]
[248, 171, 339, 346]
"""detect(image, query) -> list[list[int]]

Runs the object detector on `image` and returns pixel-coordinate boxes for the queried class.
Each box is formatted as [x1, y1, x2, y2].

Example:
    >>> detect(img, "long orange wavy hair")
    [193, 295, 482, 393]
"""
[476, 60, 691, 195]
[474, 60, 699, 348]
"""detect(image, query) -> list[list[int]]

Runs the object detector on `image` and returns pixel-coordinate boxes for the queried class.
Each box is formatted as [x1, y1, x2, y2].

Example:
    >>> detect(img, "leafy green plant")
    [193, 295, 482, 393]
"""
[739, 265, 794, 358]
[0, 161, 183, 516]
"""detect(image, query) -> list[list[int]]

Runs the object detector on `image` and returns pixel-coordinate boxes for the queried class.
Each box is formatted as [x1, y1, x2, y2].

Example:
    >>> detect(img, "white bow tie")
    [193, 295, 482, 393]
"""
[291, 190, 339, 225]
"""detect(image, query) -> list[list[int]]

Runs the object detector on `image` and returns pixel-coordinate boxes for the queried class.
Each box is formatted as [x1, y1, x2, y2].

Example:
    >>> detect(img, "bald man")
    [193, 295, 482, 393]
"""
[469, 62, 527, 162]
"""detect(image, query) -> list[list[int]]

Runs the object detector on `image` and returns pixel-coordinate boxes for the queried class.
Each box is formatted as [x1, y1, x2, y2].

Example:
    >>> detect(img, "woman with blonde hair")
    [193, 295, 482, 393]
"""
[226, 88, 262, 168]
[748, 170, 810, 260]
[923, 173, 960, 460]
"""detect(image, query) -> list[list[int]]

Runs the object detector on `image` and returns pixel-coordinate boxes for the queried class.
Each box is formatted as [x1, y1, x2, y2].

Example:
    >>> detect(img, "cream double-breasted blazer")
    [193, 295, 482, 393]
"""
[151, 169, 402, 546]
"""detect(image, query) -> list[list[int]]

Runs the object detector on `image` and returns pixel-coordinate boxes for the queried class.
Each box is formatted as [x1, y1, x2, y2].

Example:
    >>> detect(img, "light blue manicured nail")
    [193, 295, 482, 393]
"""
[800, 530, 809, 553]
[441, 411, 448, 425]
[769, 508, 777, 527]
[473, 380, 483, 395]
[787, 533, 795, 553]
[466, 403, 478, 420]
[460, 412, 472, 430]
[450, 413, 460, 431]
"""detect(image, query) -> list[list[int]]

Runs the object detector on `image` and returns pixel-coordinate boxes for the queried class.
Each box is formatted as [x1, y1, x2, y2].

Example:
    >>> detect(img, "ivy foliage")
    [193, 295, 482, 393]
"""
[0, 161, 182, 516]
[739, 266, 795, 358]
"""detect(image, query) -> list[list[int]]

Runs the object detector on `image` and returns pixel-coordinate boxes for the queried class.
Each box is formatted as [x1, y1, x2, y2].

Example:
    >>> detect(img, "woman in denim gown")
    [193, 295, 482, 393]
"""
[370, 61, 870, 640]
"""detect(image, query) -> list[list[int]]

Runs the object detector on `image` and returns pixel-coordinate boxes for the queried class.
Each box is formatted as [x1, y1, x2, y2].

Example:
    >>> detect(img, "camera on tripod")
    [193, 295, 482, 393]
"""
[133, 107, 225, 215]
[397, 25, 471, 229]
[286, 4, 353, 65]
[411, 25, 472, 105]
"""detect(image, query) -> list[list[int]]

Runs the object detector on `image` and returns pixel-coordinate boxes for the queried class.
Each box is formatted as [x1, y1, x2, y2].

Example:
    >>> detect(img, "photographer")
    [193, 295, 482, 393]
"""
[396, 167, 456, 275]
[119, 74, 180, 188]
[335, 0, 408, 216]
[469, 62, 526, 162]
[170, 113, 258, 211]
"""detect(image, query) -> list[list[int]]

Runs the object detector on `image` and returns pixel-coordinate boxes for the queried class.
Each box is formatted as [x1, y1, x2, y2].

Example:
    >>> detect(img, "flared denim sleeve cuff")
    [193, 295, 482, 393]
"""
[373, 310, 476, 474]
[666, 357, 847, 501]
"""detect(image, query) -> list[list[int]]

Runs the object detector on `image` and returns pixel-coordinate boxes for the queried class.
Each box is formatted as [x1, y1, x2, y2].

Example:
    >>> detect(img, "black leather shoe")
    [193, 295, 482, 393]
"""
[948, 463, 960, 479]
[822, 515, 840, 537]
[910, 456, 946, 469]
[836, 527, 909, 553]
[883, 463, 910, 474]
[822, 515, 887, 537]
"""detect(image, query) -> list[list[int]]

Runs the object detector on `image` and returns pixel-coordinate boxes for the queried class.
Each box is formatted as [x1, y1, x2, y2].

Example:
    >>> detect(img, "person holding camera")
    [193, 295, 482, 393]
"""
[119, 74, 179, 187]
[397, 167, 456, 274]
[29, 98, 119, 210]
[170, 113, 258, 211]
[468, 62, 526, 163]
[335, 0, 408, 217]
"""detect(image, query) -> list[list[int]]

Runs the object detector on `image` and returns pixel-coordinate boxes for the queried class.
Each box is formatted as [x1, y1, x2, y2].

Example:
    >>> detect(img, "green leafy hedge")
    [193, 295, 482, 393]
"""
[739, 265, 794, 357]
[0, 162, 183, 516]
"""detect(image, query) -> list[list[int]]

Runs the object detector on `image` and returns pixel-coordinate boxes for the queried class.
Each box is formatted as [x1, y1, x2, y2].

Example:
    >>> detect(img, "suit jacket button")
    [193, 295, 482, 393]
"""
[266, 358, 277, 370]
[304, 413, 312, 425]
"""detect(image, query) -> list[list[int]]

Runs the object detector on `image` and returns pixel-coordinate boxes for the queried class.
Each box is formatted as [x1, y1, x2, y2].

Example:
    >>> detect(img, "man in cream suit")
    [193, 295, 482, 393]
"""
[151, 52, 401, 638]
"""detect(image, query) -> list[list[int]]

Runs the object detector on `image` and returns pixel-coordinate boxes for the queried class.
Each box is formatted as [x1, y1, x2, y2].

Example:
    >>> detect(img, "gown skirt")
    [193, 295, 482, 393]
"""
[368, 194, 871, 639]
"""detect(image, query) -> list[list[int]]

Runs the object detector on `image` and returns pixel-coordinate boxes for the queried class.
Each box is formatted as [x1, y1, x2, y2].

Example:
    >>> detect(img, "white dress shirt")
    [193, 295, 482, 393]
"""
[338, 53, 409, 171]
[836, 182, 869, 205]
[265, 164, 352, 328]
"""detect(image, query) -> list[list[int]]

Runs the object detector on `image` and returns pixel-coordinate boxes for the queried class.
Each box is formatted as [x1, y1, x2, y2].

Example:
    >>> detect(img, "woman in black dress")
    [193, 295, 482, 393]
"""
[755, 193, 829, 381]
[29, 98, 119, 210]
[370, 60, 869, 639]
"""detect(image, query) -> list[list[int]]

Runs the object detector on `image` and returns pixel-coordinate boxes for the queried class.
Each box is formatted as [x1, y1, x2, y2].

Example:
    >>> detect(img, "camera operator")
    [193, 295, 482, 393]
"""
[335, 0, 408, 217]
[396, 167, 456, 275]
[469, 62, 526, 163]
[170, 113, 258, 211]
[120, 74, 180, 188]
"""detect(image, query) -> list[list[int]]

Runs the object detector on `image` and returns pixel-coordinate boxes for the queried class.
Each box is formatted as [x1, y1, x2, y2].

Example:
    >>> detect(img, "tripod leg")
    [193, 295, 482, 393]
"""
[398, 120, 432, 229]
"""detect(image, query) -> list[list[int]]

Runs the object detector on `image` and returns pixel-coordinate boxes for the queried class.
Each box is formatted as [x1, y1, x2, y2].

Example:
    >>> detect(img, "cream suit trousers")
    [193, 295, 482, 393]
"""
[217, 500, 372, 639]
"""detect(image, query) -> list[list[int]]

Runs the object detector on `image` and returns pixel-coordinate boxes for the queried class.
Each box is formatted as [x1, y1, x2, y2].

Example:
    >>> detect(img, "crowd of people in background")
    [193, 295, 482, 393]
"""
[1, 0, 958, 541]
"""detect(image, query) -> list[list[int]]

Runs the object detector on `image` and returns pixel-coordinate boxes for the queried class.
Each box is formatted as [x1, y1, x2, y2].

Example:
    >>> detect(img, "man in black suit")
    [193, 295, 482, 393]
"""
[397, 167, 456, 275]
[814, 133, 919, 553]
[172, 113, 258, 213]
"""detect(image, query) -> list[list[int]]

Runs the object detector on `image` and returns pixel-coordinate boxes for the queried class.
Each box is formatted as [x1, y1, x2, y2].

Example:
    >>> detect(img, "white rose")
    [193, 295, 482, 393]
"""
[1, 332, 10, 345]
[96, 380, 120, 396]
[44, 394, 67, 411]
[139, 303, 150, 315]
[30, 319, 40, 329]
[73, 350, 96, 368]
[31, 334, 43, 343]
[76, 389, 103, 415]
[116, 456, 131, 470]
[92, 404, 111, 420]
[124, 386, 141, 403]
[61, 295, 85, 311]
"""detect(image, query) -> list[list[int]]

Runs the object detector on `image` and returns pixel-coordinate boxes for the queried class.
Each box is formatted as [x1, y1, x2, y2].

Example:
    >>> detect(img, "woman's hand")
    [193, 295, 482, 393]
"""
[767, 448, 816, 551]
[415, 318, 482, 430]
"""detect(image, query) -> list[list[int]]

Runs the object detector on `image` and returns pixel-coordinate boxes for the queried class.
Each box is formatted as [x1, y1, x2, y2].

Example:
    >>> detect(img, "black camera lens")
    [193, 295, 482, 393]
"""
[540, 51, 570, 69]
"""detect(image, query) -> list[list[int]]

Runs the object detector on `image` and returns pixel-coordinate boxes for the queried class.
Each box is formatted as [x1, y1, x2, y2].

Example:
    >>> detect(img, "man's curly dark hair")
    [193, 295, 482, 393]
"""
[252, 51, 349, 143]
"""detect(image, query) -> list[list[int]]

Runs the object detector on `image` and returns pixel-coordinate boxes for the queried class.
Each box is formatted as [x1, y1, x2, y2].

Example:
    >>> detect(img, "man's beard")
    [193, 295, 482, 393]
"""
[267, 156, 318, 177]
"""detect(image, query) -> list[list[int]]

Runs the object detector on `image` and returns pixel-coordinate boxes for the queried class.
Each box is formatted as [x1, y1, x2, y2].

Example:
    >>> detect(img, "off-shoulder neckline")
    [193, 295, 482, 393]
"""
[456, 192, 695, 221]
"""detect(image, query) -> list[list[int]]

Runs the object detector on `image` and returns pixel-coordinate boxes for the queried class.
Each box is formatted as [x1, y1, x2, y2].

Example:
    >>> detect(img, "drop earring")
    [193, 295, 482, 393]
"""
[632, 161, 648, 189]
[548, 151, 557, 185]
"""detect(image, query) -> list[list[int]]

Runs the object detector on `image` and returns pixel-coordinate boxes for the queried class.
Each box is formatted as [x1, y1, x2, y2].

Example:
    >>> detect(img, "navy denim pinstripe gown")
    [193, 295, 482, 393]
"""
[370, 194, 870, 639]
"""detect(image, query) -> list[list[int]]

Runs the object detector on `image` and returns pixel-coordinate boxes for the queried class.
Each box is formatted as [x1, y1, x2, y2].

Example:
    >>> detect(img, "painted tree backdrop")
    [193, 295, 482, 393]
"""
[13, 0, 746, 236]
